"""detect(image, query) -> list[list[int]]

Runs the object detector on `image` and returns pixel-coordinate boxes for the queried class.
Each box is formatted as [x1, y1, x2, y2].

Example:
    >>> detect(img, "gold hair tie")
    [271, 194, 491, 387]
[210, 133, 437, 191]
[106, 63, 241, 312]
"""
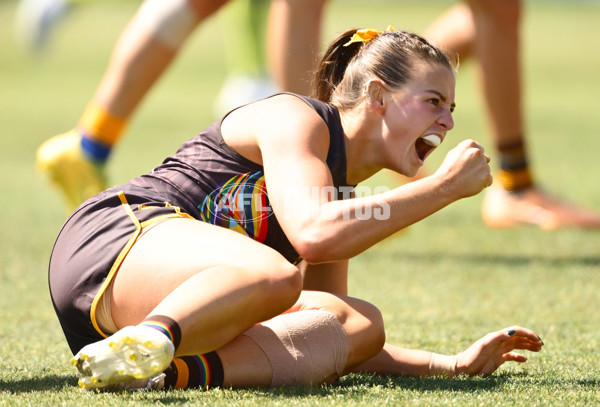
[343, 25, 396, 47]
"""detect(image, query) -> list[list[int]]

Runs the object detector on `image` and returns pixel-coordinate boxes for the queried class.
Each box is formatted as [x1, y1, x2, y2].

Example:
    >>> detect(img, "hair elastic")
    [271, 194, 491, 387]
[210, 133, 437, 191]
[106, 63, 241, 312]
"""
[343, 25, 395, 47]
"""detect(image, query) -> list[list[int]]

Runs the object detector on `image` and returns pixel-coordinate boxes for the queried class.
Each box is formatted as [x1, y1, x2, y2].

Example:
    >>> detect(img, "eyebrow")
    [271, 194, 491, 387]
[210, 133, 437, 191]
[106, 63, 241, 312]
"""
[426, 89, 457, 110]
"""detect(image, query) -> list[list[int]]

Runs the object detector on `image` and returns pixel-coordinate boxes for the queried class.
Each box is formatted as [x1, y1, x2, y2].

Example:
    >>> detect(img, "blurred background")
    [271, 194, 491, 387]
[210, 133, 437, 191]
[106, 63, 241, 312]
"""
[1, 0, 600, 400]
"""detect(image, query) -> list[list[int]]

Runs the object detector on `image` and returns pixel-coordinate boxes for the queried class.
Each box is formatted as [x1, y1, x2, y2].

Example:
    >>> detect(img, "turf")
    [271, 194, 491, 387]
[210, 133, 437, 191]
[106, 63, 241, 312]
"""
[1, 0, 600, 405]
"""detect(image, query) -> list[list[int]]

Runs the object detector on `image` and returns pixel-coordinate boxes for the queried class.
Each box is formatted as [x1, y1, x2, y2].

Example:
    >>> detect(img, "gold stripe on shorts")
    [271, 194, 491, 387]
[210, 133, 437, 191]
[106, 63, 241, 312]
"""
[89, 191, 190, 338]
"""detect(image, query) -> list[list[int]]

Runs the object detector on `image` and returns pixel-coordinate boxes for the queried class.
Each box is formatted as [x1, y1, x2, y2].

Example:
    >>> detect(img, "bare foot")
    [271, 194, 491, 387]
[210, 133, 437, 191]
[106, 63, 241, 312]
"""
[481, 185, 600, 229]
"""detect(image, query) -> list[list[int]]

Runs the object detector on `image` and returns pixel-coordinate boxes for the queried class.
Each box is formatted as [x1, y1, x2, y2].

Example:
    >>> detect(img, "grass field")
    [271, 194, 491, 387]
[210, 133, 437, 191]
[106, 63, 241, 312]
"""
[2, 0, 600, 405]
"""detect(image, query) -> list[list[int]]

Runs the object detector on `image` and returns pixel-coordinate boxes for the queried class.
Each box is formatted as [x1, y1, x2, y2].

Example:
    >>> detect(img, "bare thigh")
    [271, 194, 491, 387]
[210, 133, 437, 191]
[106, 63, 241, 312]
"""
[110, 217, 302, 354]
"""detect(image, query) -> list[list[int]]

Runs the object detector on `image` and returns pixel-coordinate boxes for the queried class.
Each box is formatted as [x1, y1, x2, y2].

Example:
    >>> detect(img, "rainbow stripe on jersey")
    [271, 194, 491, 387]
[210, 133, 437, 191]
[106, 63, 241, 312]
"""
[200, 171, 271, 242]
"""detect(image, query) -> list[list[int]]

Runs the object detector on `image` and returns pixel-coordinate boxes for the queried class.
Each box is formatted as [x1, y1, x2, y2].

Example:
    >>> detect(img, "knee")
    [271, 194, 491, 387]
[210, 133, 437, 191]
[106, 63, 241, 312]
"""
[359, 302, 386, 356]
[260, 261, 303, 310]
[340, 298, 385, 364]
[276, 261, 303, 299]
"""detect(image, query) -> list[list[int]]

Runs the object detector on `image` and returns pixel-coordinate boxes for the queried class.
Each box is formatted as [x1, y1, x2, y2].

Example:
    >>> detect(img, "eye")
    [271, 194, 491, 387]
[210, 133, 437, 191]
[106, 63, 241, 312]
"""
[427, 98, 440, 107]
[428, 98, 455, 114]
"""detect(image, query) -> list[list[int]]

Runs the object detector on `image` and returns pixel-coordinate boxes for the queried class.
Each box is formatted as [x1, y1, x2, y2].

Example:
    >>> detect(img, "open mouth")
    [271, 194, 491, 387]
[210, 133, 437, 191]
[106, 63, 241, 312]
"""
[415, 134, 441, 161]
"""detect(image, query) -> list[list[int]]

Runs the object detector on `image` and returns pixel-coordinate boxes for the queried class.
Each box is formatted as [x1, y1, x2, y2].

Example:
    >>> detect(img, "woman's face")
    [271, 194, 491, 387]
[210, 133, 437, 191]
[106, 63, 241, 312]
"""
[381, 62, 456, 177]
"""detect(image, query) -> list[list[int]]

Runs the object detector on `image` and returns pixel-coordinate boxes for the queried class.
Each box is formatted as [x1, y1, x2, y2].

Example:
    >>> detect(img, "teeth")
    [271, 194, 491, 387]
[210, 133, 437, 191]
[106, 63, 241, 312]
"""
[421, 135, 441, 147]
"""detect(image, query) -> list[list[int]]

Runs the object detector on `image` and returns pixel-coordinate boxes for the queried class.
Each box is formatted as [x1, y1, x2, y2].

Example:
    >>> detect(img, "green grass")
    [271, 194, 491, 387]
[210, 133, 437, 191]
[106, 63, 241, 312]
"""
[2, 0, 600, 405]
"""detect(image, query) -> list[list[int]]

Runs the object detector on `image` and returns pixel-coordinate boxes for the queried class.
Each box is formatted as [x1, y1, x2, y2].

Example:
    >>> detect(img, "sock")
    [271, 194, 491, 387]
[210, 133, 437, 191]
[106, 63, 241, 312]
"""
[139, 316, 224, 389]
[77, 101, 127, 163]
[163, 353, 224, 389]
[80, 135, 111, 163]
[139, 315, 182, 351]
[496, 139, 534, 191]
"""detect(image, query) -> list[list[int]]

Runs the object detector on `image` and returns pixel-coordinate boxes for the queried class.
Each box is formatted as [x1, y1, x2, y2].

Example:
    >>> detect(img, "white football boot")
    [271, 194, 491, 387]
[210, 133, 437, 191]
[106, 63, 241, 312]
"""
[71, 326, 174, 390]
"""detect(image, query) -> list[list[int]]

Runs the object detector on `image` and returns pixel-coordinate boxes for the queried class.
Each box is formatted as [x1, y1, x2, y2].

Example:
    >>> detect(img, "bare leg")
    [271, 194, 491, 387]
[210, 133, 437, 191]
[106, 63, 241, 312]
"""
[95, 0, 227, 118]
[468, 0, 600, 229]
[426, 0, 600, 229]
[427, 0, 522, 151]
[424, 3, 475, 65]
[36, 0, 229, 211]
[74, 224, 386, 390]
[466, 0, 522, 148]
[267, 0, 328, 95]
[111, 218, 303, 356]
[218, 291, 385, 388]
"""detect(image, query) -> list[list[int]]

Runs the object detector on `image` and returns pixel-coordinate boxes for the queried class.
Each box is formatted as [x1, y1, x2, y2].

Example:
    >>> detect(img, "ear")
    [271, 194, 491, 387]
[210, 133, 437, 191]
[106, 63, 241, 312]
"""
[365, 80, 387, 114]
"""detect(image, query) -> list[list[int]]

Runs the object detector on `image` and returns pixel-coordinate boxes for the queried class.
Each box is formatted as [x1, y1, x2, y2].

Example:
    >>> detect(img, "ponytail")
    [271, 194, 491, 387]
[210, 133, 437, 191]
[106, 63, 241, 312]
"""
[310, 29, 363, 103]
[310, 27, 455, 111]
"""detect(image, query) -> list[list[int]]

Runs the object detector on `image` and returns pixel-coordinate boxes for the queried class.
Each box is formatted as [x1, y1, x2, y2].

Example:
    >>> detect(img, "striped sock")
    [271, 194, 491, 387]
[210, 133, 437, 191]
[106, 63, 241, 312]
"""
[139, 315, 182, 351]
[497, 139, 534, 191]
[163, 353, 224, 389]
[80, 134, 111, 163]
[77, 101, 127, 163]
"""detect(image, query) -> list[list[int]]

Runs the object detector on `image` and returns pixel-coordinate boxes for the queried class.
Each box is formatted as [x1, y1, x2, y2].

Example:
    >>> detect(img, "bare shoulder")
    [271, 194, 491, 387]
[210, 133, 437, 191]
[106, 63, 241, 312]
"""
[221, 94, 331, 165]
[254, 94, 330, 151]
[258, 94, 326, 128]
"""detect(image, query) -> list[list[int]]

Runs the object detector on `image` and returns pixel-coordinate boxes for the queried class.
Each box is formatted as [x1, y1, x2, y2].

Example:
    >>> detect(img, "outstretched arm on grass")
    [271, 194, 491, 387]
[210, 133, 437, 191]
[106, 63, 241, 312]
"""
[352, 326, 543, 377]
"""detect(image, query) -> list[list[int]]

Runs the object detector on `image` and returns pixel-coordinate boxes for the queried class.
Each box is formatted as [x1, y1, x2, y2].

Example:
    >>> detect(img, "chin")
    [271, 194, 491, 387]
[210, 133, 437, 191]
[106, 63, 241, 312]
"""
[403, 166, 421, 179]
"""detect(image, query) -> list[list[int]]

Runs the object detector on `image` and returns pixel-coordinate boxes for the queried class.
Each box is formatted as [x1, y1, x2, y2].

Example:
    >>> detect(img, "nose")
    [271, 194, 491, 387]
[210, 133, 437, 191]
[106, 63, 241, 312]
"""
[437, 108, 454, 131]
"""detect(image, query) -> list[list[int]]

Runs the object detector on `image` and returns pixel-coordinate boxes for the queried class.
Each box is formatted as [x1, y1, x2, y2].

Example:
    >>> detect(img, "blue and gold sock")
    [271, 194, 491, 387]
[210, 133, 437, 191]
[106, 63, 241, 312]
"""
[77, 101, 126, 164]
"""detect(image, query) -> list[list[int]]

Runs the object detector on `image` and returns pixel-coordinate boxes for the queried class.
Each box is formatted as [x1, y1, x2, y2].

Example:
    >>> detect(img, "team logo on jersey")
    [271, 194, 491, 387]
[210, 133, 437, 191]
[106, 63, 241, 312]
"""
[200, 172, 273, 242]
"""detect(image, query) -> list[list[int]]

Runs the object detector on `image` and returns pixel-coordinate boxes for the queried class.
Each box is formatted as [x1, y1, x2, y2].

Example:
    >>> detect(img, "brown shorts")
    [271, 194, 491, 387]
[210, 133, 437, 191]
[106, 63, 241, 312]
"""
[48, 186, 193, 354]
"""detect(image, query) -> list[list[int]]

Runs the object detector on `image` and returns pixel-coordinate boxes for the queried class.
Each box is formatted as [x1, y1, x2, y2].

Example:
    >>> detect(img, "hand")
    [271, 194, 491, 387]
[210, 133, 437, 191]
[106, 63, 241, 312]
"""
[455, 326, 544, 376]
[435, 139, 493, 200]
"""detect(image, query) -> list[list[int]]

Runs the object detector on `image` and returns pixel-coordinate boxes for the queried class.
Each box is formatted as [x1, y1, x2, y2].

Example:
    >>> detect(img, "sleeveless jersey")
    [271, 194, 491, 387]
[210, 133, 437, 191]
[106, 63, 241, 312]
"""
[128, 93, 352, 263]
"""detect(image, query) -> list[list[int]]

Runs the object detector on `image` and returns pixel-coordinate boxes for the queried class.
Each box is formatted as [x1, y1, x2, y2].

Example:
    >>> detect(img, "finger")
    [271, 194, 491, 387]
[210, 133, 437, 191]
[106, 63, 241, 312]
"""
[513, 336, 544, 350]
[484, 153, 491, 163]
[501, 326, 543, 344]
[503, 340, 543, 353]
[480, 351, 528, 376]
[516, 343, 543, 353]
[460, 138, 479, 147]
[499, 336, 544, 356]
[481, 331, 539, 356]
[459, 139, 485, 154]
[502, 352, 528, 363]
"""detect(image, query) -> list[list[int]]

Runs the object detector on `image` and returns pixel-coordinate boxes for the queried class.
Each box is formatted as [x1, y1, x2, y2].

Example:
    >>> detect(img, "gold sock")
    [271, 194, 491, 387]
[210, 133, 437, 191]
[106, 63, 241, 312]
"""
[497, 139, 534, 191]
[78, 101, 127, 147]
[497, 167, 533, 191]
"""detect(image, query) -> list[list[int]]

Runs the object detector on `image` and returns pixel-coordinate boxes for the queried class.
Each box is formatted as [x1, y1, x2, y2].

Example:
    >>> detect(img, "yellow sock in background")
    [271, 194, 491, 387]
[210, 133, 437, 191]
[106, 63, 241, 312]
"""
[78, 101, 127, 162]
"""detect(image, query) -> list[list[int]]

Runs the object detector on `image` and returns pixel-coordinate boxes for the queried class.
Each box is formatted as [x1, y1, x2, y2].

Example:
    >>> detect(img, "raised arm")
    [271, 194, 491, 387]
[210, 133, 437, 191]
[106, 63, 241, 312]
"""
[253, 96, 491, 264]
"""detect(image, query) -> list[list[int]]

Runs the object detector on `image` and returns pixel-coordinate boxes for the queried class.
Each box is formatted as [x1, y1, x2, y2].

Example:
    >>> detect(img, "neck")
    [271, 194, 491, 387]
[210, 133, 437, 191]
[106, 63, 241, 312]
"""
[339, 106, 384, 185]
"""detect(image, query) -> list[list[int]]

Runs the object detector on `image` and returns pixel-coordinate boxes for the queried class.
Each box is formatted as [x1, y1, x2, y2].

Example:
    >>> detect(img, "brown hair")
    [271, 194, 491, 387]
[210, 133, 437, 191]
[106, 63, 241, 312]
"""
[310, 28, 456, 110]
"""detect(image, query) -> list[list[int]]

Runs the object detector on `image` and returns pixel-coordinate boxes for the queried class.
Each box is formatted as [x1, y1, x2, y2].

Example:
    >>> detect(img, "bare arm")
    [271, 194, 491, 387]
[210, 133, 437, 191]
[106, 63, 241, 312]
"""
[262, 104, 491, 263]
[239, 95, 491, 264]
[352, 326, 543, 377]
[301, 260, 349, 296]
[297, 260, 544, 378]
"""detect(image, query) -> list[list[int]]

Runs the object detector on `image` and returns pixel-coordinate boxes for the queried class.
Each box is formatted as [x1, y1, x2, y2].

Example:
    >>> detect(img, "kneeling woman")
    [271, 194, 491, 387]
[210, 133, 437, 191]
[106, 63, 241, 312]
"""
[49, 27, 543, 390]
